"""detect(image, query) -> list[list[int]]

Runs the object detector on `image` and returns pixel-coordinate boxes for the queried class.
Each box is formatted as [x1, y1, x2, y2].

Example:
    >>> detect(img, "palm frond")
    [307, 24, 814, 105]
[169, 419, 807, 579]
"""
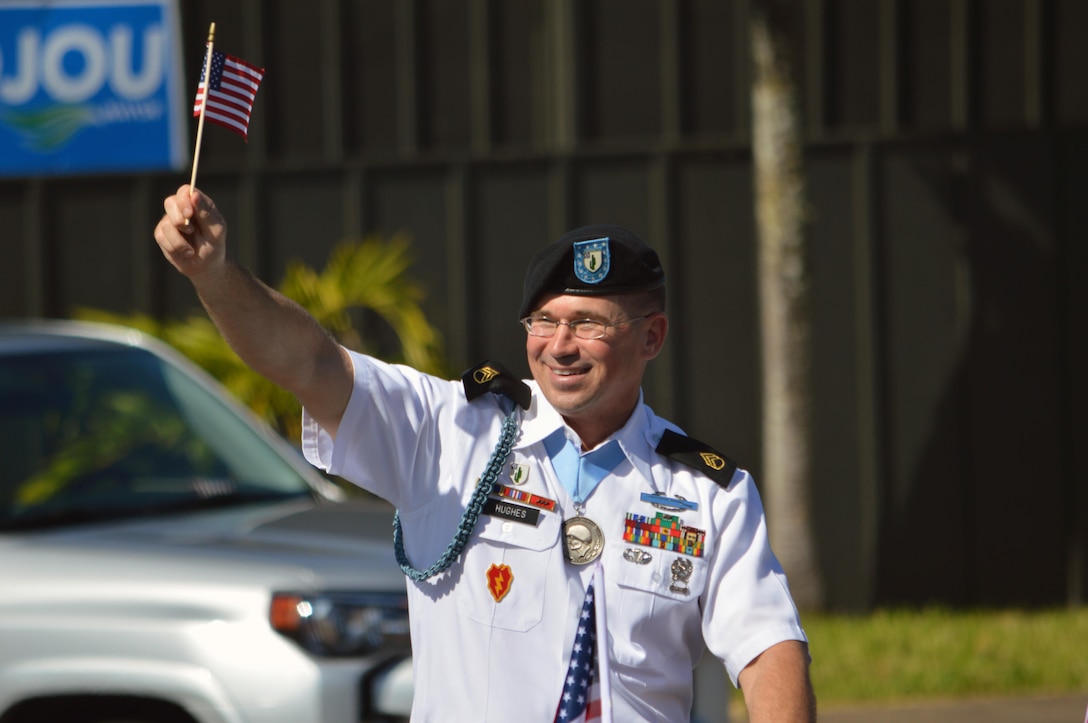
[76, 235, 449, 443]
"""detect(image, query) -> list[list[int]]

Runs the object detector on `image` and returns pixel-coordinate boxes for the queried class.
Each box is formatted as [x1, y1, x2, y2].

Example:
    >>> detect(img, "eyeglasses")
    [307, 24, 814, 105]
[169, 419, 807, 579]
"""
[519, 313, 653, 340]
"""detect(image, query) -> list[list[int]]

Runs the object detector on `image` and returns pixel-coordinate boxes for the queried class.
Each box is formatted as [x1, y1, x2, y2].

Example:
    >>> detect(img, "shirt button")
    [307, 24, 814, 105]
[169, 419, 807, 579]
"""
[652, 573, 662, 582]
[502, 522, 513, 533]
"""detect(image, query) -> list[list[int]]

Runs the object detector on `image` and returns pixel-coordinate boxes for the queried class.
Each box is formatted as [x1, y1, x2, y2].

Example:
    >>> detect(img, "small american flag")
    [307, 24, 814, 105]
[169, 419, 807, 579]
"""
[555, 564, 612, 723]
[192, 46, 264, 139]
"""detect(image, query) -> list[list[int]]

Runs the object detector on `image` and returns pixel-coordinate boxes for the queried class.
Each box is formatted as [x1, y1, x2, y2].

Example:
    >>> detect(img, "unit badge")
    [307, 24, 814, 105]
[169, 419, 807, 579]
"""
[509, 461, 530, 485]
[486, 563, 514, 602]
[573, 238, 610, 284]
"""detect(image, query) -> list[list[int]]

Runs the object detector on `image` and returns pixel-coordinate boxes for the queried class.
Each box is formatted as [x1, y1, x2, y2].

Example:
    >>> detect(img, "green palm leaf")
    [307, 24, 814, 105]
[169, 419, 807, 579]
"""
[77, 235, 450, 443]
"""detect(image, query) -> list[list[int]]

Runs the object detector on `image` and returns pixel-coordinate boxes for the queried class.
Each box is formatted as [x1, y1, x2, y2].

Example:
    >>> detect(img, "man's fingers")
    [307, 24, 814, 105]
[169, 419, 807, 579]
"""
[190, 187, 222, 231]
[155, 185, 226, 275]
[163, 189, 195, 231]
[163, 184, 224, 240]
[162, 198, 186, 231]
[155, 214, 197, 258]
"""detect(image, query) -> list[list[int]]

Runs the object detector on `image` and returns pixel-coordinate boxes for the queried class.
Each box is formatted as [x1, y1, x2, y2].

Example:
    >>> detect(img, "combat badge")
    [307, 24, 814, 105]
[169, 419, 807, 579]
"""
[640, 492, 698, 512]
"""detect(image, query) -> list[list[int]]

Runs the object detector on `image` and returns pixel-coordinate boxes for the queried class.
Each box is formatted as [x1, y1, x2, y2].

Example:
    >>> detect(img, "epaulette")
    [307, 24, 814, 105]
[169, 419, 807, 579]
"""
[461, 360, 531, 410]
[654, 429, 738, 490]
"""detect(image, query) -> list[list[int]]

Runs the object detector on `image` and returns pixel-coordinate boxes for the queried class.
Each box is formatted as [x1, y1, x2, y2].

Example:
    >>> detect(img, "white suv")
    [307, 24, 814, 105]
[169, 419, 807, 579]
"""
[0, 320, 413, 723]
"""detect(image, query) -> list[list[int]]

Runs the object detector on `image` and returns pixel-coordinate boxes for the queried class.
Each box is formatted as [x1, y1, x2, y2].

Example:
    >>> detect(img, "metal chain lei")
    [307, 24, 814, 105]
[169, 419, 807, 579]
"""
[393, 407, 520, 581]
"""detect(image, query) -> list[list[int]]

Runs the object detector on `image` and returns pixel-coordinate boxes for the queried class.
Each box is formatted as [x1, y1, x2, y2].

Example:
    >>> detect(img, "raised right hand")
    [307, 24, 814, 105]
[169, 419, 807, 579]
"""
[154, 184, 227, 279]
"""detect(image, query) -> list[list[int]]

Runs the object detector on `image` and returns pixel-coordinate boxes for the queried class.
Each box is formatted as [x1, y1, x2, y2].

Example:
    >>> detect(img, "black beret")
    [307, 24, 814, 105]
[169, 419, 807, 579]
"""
[518, 224, 665, 319]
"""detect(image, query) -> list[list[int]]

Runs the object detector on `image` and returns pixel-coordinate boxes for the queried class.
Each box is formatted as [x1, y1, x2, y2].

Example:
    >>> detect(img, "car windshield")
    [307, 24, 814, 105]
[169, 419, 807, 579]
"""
[0, 344, 314, 531]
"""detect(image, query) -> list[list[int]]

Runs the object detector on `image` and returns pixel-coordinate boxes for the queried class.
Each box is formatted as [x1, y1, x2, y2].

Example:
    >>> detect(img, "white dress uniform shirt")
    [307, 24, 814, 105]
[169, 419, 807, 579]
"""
[303, 351, 807, 722]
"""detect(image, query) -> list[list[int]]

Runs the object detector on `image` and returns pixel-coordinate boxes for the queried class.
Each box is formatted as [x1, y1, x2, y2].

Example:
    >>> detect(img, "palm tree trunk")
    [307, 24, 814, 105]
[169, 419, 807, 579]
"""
[750, 1, 824, 609]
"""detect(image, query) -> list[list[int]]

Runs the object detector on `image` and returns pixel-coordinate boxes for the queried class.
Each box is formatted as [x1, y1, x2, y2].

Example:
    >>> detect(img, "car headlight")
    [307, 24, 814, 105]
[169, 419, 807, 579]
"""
[270, 591, 410, 657]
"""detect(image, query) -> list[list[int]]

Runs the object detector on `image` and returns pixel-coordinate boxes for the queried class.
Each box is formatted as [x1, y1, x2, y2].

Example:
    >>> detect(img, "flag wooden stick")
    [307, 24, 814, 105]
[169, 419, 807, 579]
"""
[189, 22, 216, 194]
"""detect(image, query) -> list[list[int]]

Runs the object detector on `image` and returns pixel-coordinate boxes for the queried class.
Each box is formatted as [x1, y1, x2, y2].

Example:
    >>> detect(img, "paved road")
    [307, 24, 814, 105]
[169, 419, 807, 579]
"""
[818, 694, 1087, 723]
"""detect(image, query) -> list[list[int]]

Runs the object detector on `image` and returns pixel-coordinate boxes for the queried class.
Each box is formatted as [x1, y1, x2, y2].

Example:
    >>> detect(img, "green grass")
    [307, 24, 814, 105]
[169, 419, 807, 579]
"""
[727, 607, 1088, 717]
[803, 607, 1088, 707]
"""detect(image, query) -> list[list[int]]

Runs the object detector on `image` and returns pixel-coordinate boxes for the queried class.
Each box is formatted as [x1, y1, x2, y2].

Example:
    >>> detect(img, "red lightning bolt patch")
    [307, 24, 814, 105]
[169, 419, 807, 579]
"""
[486, 563, 514, 602]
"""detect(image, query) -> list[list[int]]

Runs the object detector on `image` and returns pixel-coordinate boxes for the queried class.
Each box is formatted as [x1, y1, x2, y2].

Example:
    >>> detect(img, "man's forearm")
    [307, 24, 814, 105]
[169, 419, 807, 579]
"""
[156, 185, 354, 437]
[192, 259, 353, 436]
[194, 259, 323, 389]
[738, 640, 816, 722]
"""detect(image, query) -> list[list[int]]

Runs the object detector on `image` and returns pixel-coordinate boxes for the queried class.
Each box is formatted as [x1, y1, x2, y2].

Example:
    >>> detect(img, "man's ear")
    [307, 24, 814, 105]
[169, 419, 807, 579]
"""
[642, 312, 669, 360]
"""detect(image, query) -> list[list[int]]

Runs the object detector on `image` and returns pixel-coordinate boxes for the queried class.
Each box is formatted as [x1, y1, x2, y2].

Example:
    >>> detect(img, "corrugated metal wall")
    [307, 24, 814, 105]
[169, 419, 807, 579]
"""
[2, 0, 1086, 612]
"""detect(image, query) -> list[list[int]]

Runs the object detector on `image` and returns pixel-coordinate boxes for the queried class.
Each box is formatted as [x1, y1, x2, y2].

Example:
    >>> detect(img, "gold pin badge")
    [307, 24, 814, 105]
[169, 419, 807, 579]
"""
[473, 366, 500, 384]
[699, 452, 726, 471]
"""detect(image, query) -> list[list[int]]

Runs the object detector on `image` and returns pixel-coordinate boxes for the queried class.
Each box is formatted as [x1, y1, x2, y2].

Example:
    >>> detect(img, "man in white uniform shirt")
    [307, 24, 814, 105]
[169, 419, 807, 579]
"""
[155, 184, 816, 722]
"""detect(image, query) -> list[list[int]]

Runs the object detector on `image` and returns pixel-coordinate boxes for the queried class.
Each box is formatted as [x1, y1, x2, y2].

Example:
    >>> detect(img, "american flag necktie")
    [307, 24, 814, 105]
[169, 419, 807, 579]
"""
[555, 563, 611, 722]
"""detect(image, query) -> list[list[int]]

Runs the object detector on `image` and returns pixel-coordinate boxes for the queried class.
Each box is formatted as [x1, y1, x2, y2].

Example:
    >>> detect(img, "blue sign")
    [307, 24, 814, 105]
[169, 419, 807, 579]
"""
[0, 0, 187, 177]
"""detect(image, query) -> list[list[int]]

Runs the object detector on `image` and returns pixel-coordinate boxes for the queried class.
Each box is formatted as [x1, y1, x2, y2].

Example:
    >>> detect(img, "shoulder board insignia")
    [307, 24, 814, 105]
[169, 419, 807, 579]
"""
[462, 360, 531, 410]
[654, 429, 738, 490]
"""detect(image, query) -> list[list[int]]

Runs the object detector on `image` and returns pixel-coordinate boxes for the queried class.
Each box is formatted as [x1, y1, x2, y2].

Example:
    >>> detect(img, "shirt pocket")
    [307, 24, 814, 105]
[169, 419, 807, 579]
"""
[456, 510, 561, 632]
[605, 544, 709, 666]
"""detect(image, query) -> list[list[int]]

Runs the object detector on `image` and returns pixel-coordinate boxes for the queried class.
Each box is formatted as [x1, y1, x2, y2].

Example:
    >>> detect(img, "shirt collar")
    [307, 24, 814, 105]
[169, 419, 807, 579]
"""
[516, 383, 679, 490]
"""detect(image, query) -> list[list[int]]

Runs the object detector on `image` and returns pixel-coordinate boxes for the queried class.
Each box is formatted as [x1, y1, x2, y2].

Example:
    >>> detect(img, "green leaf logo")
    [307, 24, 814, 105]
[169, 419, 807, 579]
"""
[1, 105, 95, 152]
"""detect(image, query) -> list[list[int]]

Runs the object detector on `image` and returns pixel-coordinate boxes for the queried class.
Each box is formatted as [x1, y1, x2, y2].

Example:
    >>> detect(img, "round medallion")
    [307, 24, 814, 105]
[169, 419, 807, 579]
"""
[563, 516, 604, 565]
